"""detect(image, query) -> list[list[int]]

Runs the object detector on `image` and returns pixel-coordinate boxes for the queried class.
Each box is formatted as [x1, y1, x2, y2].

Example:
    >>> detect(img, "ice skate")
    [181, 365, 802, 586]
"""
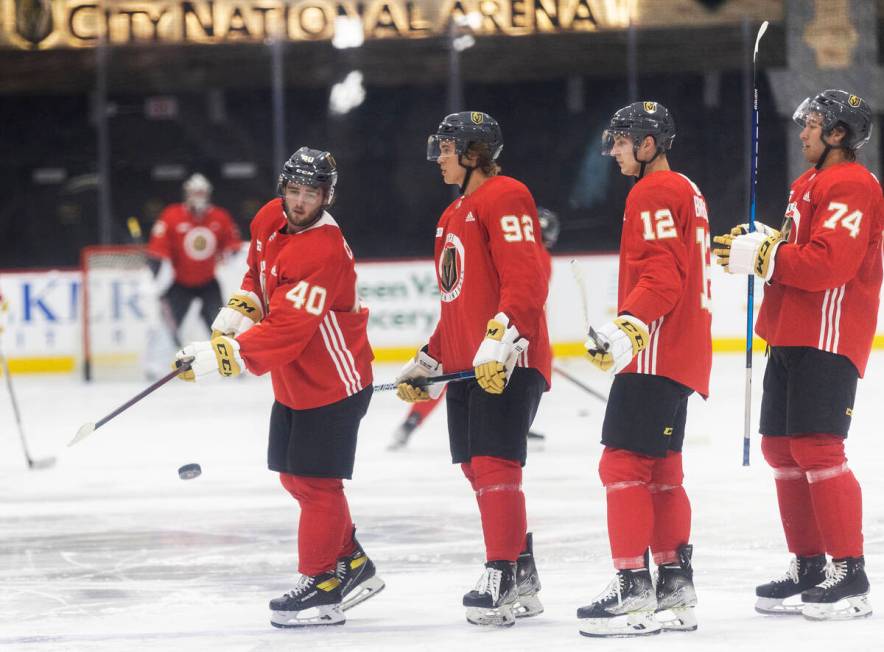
[755, 554, 827, 615]
[387, 413, 421, 450]
[654, 544, 697, 631]
[463, 560, 518, 627]
[801, 556, 872, 621]
[336, 527, 386, 611]
[577, 568, 661, 638]
[269, 571, 345, 628]
[513, 532, 543, 618]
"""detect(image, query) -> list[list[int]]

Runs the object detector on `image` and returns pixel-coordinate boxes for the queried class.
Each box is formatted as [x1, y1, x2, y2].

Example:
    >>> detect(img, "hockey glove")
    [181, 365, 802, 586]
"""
[585, 315, 649, 374]
[721, 231, 783, 281]
[395, 346, 444, 403]
[712, 222, 780, 271]
[472, 312, 529, 395]
[175, 335, 244, 381]
[211, 290, 263, 338]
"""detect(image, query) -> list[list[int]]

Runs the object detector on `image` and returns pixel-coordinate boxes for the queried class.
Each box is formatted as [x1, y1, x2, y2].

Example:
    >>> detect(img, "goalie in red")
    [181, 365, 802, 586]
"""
[174, 148, 383, 628]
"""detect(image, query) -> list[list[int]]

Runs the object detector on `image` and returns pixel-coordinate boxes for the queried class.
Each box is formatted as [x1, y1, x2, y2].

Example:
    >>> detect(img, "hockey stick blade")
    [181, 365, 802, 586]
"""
[69, 422, 96, 447]
[28, 456, 57, 470]
[754, 20, 769, 60]
[373, 369, 475, 392]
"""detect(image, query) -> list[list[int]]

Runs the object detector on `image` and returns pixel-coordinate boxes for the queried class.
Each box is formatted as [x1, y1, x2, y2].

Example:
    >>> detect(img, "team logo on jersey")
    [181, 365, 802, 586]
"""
[471, 112, 484, 125]
[848, 95, 862, 107]
[182, 225, 217, 261]
[438, 233, 465, 302]
[643, 101, 657, 113]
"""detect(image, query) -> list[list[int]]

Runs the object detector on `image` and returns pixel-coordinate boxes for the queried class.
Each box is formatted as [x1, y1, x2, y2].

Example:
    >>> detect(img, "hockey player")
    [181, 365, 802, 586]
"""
[396, 111, 551, 627]
[578, 102, 712, 637]
[713, 90, 882, 621]
[387, 207, 559, 451]
[147, 173, 241, 340]
[174, 148, 383, 628]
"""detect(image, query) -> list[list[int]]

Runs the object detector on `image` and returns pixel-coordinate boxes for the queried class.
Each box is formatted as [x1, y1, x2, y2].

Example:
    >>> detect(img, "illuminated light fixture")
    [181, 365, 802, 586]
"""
[329, 70, 366, 115]
[332, 16, 364, 49]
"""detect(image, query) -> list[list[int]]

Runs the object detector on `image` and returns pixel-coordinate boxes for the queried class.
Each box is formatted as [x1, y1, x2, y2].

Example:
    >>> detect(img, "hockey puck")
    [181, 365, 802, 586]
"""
[177, 463, 202, 480]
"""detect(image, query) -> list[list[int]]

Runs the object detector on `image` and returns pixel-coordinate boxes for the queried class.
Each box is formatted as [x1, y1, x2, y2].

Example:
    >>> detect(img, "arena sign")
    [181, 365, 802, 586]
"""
[1, 0, 632, 49]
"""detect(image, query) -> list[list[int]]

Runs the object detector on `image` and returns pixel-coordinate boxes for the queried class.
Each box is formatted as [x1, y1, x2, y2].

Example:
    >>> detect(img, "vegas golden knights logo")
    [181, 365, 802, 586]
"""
[643, 101, 657, 113]
[440, 245, 458, 292]
[14, 0, 54, 47]
[471, 112, 484, 125]
[848, 95, 861, 108]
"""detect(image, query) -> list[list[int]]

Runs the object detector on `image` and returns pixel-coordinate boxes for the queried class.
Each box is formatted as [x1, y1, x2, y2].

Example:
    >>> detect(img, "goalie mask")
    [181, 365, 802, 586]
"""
[277, 147, 338, 207]
[184, 173, 212, 214]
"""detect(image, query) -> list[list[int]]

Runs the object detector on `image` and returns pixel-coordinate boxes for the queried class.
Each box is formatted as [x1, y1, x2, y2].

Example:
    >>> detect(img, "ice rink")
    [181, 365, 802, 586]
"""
[2, 353, 884, 651]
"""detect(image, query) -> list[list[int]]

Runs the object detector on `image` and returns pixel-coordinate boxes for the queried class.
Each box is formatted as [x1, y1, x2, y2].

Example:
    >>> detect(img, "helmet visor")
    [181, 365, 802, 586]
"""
[600, 129, 633, 156]
[427, 135, 464, 161]
[792, 97, 828, 129]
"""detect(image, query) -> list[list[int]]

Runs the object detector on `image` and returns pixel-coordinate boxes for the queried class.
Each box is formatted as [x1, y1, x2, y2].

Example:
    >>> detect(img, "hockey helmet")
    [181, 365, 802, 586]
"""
[793, 90, 873, 151]
[183, 173, 212, 213]
[601, 101, 676, 156]
[537, 207, 561, 249]
[427, 111, 504, 162]
[277, 147, 339, 206]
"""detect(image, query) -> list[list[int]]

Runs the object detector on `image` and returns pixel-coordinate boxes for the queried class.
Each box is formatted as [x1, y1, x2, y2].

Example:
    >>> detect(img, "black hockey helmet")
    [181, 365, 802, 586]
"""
[793, 89, 873, 151]
[277, 146, 338, 206]
[601, 101, 676, 157]
[537, 207, 560, 249]
[427, 111, 503, 162]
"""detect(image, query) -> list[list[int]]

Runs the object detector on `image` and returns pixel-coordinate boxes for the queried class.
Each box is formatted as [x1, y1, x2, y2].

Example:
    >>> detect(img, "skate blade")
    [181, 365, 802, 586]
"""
[755, 597, 804, 616]
[341, 576, 386, 611]
[513, 593, 544, 618]
[466, 604, 516, 627]
[270, 604, 345, 628]
[802, 595, 873, 621]
[579, 612, 662, 638]
[656, 606, 698, 632]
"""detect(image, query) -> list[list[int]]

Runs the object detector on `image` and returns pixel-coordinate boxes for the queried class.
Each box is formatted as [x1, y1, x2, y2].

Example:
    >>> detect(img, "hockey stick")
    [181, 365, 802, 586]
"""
[1, 351, 56, 470]
[570, 259, 591, 334]
[553, 365, 607, 403]
[373, 369, 475, 392]
[743, 20, 769, 467]
[69, 357, 194, 447]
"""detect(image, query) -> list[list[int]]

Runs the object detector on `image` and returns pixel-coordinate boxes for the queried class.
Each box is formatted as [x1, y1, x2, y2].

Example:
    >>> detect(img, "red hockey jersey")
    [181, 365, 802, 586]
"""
[147, 204, 241, 287]
[427, 176, 552, 387]
[756, 162, 884, 376]
[617, 171, 712, 397]
[235, 200, 374, 410]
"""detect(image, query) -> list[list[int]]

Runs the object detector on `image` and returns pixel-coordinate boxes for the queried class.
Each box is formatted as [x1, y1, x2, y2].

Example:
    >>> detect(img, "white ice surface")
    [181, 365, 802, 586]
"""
[2, 354, 884, 651]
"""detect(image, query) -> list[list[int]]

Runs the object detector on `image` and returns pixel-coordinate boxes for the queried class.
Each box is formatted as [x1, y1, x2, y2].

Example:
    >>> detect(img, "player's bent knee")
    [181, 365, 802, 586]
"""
[760, 435, 797, 468]
[469, 455, 522, 494]
[598, 447, 655, 488]
[790, 434, 846, 472]
[649, 450, 684, 487]
[279, 473, 344, 502]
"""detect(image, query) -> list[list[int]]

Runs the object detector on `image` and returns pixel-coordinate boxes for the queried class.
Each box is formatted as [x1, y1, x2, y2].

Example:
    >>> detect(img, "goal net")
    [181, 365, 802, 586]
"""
[80, 245, 175, 381]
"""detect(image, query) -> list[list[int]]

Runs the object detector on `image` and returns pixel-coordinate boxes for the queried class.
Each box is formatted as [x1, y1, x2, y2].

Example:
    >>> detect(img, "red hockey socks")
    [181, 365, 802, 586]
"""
[790, 434, 863, 558]
[599, 447, 655, 569]
[279, 473, 353, 576]
[461, 456, 526, 562]
[761, 436, 825, 556]
[648, 451, 691, 566]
